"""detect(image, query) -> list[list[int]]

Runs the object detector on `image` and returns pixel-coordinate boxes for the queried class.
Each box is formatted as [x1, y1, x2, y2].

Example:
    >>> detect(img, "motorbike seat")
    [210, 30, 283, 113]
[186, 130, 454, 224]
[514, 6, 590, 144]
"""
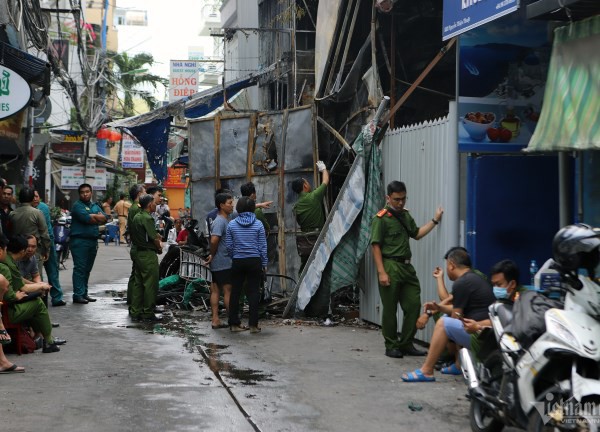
[491, 302, 513, 328]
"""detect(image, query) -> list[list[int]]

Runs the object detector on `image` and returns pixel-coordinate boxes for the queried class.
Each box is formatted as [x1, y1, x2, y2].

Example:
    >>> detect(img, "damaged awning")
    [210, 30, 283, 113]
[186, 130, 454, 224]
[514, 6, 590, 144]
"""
[525, 15, 600, 152]
[106, 74, 257, 129]
[105, 73, 265, 181]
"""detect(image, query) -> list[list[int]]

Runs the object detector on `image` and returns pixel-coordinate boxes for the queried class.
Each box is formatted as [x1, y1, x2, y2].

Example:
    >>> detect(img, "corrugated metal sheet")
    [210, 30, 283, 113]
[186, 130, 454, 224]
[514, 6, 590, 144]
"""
[360, 102, 459, 343]
[188, 106, 316, 292]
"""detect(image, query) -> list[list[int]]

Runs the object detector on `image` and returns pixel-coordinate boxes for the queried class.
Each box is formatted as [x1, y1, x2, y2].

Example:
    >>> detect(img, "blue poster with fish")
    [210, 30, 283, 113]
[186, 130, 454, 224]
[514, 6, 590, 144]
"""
[458, 7, 551, 152]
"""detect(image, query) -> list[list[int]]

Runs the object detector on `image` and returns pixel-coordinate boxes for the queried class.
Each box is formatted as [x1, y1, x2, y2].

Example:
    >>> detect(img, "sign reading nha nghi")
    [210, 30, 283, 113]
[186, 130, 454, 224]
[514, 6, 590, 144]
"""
[169, 60, 199, 103]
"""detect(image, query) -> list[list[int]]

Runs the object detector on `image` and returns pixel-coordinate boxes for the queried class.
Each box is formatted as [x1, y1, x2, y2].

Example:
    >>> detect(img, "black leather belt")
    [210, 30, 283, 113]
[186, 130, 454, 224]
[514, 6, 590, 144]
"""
[383, 255, 411, 264]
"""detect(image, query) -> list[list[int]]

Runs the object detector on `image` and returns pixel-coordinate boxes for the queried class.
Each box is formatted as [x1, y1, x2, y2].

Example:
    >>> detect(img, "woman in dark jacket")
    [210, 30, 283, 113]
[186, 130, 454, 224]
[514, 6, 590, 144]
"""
[225, 197, 267, 333]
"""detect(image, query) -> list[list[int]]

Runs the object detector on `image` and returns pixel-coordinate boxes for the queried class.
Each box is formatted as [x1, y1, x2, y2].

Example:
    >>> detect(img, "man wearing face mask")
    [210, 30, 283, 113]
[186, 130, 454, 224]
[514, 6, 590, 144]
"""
[463, 259, 526, 362]
[371, 180, 443, 358]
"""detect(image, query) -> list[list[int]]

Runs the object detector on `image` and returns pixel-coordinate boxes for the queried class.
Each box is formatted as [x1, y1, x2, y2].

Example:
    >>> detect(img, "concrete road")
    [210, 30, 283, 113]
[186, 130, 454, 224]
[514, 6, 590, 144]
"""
[2, 243, 471, 432]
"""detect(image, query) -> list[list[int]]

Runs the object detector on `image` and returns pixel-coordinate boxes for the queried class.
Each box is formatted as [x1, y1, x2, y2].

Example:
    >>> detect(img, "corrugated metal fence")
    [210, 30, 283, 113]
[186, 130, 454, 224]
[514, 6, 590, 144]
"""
[360, 102, 459, 343]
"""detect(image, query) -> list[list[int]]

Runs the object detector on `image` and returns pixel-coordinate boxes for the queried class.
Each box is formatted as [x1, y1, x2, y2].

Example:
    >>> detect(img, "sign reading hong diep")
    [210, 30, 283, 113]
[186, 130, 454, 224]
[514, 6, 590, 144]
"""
[0, 65, 32, 120]
[169, 60, 199, 103]
[442, 0, 520, 41]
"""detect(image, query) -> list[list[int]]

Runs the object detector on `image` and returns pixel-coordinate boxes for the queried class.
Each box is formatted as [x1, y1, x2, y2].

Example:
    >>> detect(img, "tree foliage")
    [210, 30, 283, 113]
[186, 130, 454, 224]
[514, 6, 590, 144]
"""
[106, 51, 168, 118]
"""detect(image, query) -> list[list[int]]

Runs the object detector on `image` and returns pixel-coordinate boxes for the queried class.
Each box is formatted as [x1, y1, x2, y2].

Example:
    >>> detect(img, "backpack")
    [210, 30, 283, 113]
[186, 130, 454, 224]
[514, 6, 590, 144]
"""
[505, 290, 562, 349]
[4, 326, 37, 354]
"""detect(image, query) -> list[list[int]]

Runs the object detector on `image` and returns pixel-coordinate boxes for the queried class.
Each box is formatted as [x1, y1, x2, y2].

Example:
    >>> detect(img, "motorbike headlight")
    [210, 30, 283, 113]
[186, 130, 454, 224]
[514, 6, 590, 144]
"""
[546, 314, 580, 351]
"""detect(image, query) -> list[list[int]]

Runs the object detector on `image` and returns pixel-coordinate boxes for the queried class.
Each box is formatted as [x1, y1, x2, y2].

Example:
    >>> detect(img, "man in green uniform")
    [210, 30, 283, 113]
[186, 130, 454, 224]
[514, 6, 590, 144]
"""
[291, 161, 329, 271]
[370, 180, 444, 358]
[0, 234, 62, 352]
[126, 184, 145, 305]
[70, 183, 107, 304]
[129, 194, 162, 321]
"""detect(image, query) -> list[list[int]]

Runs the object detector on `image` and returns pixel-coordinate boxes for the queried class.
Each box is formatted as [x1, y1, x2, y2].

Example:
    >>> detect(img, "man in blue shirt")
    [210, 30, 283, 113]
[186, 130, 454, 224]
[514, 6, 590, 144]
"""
[70, 184, 107, 304]
[206, 192, 234, 329]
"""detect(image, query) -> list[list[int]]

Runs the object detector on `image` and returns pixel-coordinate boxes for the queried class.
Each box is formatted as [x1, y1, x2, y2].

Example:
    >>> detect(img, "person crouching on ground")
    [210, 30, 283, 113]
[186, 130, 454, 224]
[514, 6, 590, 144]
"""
[129, 194, 163, 322]
[0, 234, 64, 353]
[400, 248, 495, 382]
[225, 197, 267, 333]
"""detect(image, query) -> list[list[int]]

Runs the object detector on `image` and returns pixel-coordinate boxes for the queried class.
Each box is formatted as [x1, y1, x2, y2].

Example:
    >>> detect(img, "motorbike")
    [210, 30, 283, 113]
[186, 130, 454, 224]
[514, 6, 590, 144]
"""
[53, 212, 71, 269]
[460, 225, 600, 432]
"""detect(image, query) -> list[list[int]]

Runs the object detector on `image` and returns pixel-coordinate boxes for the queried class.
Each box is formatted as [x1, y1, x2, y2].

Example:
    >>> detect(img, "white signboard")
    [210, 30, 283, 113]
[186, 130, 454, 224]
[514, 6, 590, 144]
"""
[121, 133, 145, 168]
[0, 65, 32, 120]
[144, 166, 154, 184]
[169, 60, 199, 102]
[61, 166, 107, 190]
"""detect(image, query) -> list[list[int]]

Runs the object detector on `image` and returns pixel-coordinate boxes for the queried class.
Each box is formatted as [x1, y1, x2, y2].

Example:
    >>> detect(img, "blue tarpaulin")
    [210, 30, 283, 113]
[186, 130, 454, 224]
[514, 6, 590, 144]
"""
[125, 117, 172, 182]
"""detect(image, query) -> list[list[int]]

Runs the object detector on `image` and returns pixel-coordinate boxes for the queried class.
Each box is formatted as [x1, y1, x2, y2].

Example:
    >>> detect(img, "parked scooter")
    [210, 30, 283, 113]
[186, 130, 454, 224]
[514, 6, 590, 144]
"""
[460, 224, 600, 432]
[54, 212, 71, 269]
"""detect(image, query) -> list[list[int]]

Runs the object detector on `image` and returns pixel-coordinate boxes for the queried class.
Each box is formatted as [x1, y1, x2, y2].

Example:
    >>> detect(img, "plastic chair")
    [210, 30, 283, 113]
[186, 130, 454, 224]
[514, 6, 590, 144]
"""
[104, 224, 121, 246]
[1, 303, 22, 355]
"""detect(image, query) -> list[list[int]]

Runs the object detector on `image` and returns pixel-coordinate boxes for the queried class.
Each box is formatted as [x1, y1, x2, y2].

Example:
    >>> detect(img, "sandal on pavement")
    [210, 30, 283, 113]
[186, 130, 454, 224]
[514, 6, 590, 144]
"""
[230, 325, 249, 332]
[249, 326, 261, 334]
[0, 329, 11, 345]
[441, 363, 462, 375]
[0, 364, 25, 374]
[211, 323, 229, 330]
[401, 369, 436, 382]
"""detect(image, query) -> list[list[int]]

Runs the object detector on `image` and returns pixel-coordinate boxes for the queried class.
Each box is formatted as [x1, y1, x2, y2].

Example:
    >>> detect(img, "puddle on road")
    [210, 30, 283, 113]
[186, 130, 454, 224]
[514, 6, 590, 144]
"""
[91, 282, 276, 386]
[194, 341, 275, 386]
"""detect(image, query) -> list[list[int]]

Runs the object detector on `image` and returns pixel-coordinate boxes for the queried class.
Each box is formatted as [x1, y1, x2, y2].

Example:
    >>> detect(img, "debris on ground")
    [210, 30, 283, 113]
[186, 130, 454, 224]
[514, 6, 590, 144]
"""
[155, 278, 378, 330]
[408, 402, 423, 412]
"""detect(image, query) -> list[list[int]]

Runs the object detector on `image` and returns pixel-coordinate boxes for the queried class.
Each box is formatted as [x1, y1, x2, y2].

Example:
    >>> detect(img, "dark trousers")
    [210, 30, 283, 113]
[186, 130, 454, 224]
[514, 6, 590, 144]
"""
[228, 257, 262, 327]
[44, 245, 64, 303]
[70, 238, 98, 299]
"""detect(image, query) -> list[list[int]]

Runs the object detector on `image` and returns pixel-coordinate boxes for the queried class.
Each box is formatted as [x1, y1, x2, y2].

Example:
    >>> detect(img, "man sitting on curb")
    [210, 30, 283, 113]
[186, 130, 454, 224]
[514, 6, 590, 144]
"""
[401, 247, 495, 382]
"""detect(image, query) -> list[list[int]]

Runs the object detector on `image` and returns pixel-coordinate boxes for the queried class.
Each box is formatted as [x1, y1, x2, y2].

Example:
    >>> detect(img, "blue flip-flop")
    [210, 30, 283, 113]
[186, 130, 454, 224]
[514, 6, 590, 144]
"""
[401, 368, 436, 382]
[441, 363, 462, 375]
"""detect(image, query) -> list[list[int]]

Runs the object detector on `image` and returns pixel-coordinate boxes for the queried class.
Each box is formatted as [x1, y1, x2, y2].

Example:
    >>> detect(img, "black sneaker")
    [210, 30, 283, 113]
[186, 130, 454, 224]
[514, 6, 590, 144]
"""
[42, 343, 60, 353]
[53, 337, 67, 345]
[385, 349, 404, 358]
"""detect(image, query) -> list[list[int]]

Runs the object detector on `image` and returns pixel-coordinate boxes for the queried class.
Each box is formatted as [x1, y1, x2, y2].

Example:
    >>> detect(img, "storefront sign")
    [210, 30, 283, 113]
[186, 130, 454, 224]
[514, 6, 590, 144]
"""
[121, 133, 145, 168]
[169, 60, 199, 102]
[51, 130, 85, 154]
[0, 110, 26, 140]
[61, 166, 106, 190]
[163, 167, 187, 189]
[0, 65, 32, 120]
[442, 0, 520, 41]
[457, 7, 550, 152]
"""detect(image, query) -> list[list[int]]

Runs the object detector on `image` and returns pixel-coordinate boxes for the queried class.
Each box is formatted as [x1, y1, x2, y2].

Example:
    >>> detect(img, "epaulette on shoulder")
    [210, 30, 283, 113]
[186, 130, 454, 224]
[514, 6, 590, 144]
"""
[376, 208, 390, 218]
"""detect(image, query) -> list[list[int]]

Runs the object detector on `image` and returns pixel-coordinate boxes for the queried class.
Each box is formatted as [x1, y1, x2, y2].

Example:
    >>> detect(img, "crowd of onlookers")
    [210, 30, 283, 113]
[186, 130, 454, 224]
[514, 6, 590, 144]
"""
[1, 178, 68, 374]
[1, 169, 527, 383]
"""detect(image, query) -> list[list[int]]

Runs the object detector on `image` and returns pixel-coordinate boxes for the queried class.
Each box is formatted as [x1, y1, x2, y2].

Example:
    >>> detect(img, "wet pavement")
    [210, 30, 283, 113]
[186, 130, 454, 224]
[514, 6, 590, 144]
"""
[2, 243, 472, 432]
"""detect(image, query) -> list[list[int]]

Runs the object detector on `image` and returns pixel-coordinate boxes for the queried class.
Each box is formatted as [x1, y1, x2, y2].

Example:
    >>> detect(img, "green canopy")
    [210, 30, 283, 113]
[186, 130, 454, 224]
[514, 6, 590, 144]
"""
[525, 15, 600, 152]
